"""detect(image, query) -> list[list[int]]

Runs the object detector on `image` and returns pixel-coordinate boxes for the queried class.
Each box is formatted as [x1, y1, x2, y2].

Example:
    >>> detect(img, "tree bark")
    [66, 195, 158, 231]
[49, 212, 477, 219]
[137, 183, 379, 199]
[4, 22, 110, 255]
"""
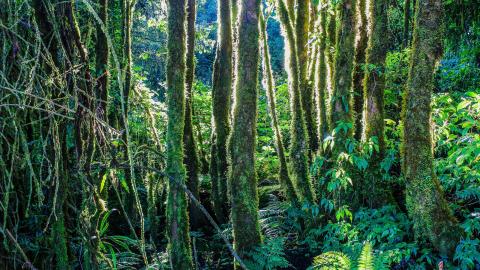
[315, 1, 328, 150]
[352, 0, 368, 141]
[260, 12, 298, 202]
[296, 0, 318, 155]
[183, 0, 205, 230]
[210, 0, 233, 224]
[329, 0, 356, 140]
[166, 0, 193, 268]
[228, 0, 262, 266]
[402, 0, 461, 258]
[276, 0, 316, 203]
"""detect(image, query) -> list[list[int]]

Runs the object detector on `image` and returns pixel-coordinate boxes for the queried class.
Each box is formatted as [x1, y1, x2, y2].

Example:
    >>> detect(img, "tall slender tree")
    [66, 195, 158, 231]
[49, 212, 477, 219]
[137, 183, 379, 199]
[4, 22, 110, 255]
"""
[276, 0, 316, 203]
[183, 0, 204, 229]
[326, 4, 336, 99]
[361, 0, 391, 207]
[315, 1, 329, 149]
[352, 0, 368, 140]
[32, 2, 70, 268]
[402, 0, 461, 257]
[95, 0, 109, 124]
[296, 0, 318, 154]
[210, 0, 233, 223]
[403, 0, 411, 47]
[260, 12, 298, 202]
[329, 0, 357, 139]
[228, 0, 262, 265]
[166, 0, 193, 268]
[363, 0, 388, 157]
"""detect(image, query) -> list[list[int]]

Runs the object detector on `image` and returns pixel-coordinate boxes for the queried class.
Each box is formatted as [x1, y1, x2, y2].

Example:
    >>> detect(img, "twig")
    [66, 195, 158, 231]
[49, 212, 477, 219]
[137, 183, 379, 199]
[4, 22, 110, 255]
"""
[3, 229, 38, 270]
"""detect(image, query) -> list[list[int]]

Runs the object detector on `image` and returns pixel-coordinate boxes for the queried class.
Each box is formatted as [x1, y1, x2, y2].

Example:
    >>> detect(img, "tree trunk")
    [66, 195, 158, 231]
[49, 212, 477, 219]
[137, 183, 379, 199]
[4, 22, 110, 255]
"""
[276, 0, 316, 203]
[402, 0, 461, 258]
[403, 0, 411, 47]
[296, 0, 318, 155]
[315, 1, 328, 150]
[228, 0, 262, 266]
[183, 0, 205, 230]
[352, 0, 368, 141]
[329, 0, 356, 139]
[210, 0, 233, 224]
[361, 0, 392, 207]
[260, 12, 298, 202]
[95, 0, 109, 124]
[166, 0, 193, 268]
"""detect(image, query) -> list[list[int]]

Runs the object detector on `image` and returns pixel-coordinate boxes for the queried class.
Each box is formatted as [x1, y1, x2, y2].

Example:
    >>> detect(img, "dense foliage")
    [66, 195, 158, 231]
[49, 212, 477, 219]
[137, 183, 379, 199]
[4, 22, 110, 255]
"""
[1, 0, 479, 269]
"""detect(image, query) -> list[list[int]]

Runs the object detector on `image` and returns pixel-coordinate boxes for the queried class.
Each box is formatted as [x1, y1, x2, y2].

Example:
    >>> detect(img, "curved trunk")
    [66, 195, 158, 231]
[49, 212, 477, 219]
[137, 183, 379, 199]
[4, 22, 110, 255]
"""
[166, 0, 193, 268]
[402, 0, 461, 257]
[260, 13, 298, 202]
[228, 0, 262, 265]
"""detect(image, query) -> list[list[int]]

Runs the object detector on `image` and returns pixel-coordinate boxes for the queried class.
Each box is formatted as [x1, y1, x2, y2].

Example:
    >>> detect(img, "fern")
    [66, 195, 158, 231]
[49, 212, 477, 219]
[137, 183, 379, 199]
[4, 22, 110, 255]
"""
[357, 242, 374, 270]
[311, 251, 351, 269]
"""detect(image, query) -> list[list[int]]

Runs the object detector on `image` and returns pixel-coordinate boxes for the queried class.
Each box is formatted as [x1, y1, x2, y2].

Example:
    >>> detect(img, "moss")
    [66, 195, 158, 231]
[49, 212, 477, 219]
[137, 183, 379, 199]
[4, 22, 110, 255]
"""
[260, 13, 298, 202]
[210, 0, 233, 223]
[95, 0, 109, 123]
[183, 0, 205, 229]
[166, 0, 193, 268]
[402, 0, 462, 258]
[52, 211, 70, 269]
[315, 1, 329, 149]
[352, 0, 367, 140]
[296, 0, 318, 154]
[276, 0, 316, 203]
[363, 0, 388, 156]
[228, 0, 262, 265]
[329, 0, 356, 135]
[326, 5, 336, 99]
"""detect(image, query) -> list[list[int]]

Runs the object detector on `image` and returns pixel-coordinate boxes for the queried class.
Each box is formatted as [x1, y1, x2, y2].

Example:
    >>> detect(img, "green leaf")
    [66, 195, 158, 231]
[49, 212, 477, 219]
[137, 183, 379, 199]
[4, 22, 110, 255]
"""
[100, 172, 108, 193]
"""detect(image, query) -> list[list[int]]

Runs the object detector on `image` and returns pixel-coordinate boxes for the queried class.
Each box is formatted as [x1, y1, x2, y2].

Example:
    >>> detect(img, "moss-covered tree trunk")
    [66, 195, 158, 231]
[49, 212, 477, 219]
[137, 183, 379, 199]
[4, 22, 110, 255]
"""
[352, 0, 367, 140]
[361, 0, 392, 207]
[296, 0, 318, 155]
[315, 2, 329, 149]
[32, 2, 70, 268]
[166, 0, 193, 268]
[402, 0, 461, 257]
[183, 0, 204, 230]
[330, 0, 356, 138]
[363, 0, 388, 156]
[276, 0, 316, 203]
[403, 0, 411, 47]
[210, 0, 233, 224]
[260, 12, 298, 202]
[326, 5, 336, 101]
[95, 0, 109, 124]
[228, 0, 262, 265]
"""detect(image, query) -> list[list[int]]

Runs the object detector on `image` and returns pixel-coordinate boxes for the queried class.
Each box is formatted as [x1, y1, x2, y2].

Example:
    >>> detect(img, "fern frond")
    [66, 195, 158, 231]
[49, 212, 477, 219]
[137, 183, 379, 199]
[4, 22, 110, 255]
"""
[358, 242, 374, 270]
[311, 251, 351, 269]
